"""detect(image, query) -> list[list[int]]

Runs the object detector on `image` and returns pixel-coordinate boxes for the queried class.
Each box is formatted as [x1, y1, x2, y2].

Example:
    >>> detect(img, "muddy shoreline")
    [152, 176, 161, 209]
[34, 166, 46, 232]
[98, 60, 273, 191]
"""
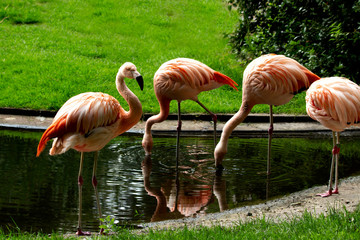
[140, 175, 360, 230]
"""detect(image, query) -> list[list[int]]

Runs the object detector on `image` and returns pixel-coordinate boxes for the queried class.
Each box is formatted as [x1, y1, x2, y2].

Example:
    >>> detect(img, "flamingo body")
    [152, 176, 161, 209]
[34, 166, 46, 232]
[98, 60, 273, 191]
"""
[37, 64, 143, 157]
[37, 92, 122, 155]
[143, 58, 238, 155]
[36, 62, 143, 235]
[154, 58, 237, 101]
[306, 77, 360, 197]
[242, 54, 320, 106]
[215, 54, 320, 169]
[306, 77, 360, 132]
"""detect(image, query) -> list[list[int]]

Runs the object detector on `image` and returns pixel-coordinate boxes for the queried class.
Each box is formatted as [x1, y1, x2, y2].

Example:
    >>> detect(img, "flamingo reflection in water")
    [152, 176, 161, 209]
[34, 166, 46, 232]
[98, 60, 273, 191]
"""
[141, 153, 228, 222]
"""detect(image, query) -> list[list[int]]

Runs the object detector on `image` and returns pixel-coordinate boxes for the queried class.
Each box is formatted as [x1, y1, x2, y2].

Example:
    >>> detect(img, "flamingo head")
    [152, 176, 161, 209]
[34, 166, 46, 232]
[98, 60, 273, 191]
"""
[119, 62, 144, 91]
[142, 132, 153, 155]
[214, 141, 227, 168]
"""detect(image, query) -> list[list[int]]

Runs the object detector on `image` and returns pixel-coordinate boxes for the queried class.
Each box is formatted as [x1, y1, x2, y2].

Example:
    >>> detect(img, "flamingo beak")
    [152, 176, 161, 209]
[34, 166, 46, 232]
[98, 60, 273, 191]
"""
[135, 75, 144, 91]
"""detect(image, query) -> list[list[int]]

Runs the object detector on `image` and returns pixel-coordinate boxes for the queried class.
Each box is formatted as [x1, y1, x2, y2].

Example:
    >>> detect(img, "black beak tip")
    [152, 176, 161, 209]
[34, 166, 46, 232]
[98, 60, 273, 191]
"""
[136, 75, 144, 91]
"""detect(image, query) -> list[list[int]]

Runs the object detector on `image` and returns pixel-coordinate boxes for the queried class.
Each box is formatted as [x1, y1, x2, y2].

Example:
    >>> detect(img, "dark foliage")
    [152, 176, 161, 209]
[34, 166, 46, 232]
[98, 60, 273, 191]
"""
[227, 0, 360, 82]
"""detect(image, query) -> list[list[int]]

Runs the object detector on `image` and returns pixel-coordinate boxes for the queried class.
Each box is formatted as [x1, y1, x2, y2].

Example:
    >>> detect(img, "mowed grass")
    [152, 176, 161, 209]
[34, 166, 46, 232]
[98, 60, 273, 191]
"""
[0, 0, 308, 115]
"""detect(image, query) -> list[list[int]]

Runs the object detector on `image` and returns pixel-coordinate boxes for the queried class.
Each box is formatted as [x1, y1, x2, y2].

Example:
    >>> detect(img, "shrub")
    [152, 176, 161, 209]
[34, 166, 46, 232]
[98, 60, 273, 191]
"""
[227, 0, 360, 83]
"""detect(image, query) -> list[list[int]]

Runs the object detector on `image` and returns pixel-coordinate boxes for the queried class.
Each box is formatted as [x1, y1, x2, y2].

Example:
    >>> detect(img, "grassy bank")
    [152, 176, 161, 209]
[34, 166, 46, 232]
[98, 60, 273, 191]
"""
[0, 0, 309, 115]
[2, 207, 360, 239]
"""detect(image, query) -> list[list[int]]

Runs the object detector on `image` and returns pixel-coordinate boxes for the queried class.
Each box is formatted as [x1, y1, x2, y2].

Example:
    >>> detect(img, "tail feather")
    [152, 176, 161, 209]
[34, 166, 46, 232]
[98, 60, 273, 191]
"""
[213, 71, 238, 91]
[37, 126, 53, 157]
[36, 117, 68, 157]
[305, 69, 320, 86]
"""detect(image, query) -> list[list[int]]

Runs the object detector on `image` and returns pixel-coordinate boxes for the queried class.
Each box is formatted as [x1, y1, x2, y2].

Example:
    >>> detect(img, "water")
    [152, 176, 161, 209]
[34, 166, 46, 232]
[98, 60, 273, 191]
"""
[1, 129, 360, 233]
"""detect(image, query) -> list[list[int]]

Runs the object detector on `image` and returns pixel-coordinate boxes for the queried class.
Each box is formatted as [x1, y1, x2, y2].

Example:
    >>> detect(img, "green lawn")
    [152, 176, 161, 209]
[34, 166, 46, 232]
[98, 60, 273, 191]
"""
[0, 0, 311, 115]
[2, 207, 360, 239]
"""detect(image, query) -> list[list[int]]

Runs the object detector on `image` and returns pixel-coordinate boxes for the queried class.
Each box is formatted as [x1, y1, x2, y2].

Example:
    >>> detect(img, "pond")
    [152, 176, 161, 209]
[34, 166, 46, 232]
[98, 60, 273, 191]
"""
[1, 129, 360, 234]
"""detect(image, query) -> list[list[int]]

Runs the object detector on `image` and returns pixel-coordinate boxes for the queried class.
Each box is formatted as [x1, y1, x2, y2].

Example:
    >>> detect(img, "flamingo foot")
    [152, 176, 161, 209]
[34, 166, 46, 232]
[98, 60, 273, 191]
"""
[316, 190, 332, 197]
[332, 188, 339, 194]
[76, 229, 91, 236]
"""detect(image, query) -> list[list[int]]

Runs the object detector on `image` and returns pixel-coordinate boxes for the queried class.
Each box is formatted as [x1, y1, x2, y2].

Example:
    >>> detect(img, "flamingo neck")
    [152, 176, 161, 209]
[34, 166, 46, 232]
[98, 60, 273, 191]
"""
[145, 98, 170, 135]
[223, 103, 252, 140]
[215, 102, 253, 165]
[116, 73, 142, 130]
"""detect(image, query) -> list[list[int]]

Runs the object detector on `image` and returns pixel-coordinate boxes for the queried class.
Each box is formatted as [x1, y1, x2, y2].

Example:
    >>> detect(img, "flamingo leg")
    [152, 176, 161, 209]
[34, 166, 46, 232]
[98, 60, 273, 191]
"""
[333, 132, 340, 194]
[176, 101, 182, 165]
[175, 102, 181, 211]
[92, 151, 104, 235]
[317, 131, 339, 197]
[177, 101, 182, 133]
[266, 105, 273, 200]
[76, 152, 91, 236]
[195, 100, 217, 146]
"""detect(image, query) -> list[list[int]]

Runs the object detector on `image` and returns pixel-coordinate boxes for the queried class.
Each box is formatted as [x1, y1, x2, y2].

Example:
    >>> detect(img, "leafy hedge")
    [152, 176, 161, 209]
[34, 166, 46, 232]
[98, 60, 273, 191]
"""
[227, 0, 360, 83]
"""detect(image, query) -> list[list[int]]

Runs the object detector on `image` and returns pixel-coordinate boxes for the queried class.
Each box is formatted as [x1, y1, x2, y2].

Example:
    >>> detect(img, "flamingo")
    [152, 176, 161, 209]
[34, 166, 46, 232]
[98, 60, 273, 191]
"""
[305, 77, 360, 197]
[142, 58, 238, 155]
[36, 62, 143, 235]
[214, 54, 320, 176]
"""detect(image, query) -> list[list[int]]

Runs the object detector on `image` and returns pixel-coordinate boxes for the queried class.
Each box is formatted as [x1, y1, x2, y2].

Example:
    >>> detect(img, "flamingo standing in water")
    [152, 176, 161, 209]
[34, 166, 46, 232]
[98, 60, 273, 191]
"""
[142, 58, 238, 155]
[214, 54, 320, 175]
[36, 62, 143, 235]
[306, 77, 360, 197]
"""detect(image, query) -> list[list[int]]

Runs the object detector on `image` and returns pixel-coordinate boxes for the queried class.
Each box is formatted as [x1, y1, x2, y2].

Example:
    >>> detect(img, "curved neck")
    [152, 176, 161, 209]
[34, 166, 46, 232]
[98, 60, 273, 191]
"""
[145, 98, 170, 135]
[116, 73, 142, 129]
[220, 102, 254, 144]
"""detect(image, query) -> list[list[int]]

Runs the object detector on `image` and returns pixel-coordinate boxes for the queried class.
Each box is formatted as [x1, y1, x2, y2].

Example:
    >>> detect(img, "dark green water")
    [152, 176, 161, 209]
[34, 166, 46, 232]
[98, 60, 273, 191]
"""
[0, 129, 360, 234]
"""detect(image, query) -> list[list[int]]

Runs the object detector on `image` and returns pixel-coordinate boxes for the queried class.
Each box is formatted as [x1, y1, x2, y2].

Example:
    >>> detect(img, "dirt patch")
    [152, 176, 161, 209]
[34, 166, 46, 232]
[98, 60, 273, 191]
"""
[141, 175, 360, 230]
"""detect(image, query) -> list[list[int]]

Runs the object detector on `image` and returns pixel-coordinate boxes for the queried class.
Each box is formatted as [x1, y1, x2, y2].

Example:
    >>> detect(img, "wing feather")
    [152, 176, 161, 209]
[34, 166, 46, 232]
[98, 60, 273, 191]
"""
[154, 58, 237, 95]
[244, 54, 320, 95]
[36, 92, 120, 156]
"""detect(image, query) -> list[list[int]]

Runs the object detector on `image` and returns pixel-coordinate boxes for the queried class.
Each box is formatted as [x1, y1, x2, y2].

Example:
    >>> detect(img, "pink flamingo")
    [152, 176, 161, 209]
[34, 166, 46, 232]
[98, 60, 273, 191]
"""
[36, 62, 143, 235]
[306, 77, 360, 197]
[142, 58, 238, 155]
[214, 54, 320, 175]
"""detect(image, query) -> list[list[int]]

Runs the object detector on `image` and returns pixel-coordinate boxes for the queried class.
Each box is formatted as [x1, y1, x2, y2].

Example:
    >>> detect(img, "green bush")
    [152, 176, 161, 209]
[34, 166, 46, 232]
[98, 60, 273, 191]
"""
[227, 0, 360, 82]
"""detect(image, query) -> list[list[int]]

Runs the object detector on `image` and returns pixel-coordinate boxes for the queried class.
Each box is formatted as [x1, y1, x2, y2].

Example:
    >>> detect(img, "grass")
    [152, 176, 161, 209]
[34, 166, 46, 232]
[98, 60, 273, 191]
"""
[1, 207, 360, 239]
[0, 0, 309, 115]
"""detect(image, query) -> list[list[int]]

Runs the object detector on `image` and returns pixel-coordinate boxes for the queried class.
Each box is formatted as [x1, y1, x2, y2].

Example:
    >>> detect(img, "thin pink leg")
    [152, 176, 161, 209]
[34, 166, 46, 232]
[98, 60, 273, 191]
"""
[76, 152, 91, 236]
[196, 100, 217, 146]
[177, 101, 182, 132]
[332, 132, 340, 194]
[266, 105, 273, 200]
[92, 152, 105, 235]
[317, 132, 340, 197]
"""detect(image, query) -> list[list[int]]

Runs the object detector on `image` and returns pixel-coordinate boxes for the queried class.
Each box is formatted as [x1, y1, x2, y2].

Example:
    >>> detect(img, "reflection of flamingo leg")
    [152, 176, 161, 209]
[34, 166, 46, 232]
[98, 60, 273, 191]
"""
[213, 172, 228, 212]
[174, 136, 180, 212]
